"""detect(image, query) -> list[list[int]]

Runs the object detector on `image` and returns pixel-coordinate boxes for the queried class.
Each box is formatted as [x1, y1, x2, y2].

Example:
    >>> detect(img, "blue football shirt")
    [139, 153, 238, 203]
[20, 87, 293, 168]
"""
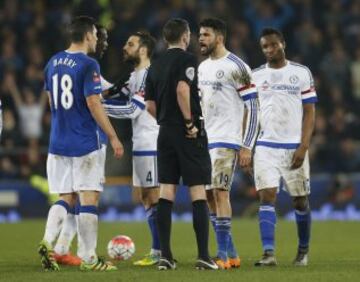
[44, 51, 102, 156]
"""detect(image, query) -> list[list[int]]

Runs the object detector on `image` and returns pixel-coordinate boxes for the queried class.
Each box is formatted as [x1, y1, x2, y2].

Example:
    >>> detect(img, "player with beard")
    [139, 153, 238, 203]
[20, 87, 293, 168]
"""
[102, 31, 161, 266]
[252, 28, 316, 267]
[198, 18, 259, 269]
[52, 24, 114, 266]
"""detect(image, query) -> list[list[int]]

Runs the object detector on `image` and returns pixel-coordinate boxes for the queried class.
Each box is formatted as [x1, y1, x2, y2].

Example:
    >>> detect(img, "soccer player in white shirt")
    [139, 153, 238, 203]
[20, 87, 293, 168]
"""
[198, 18, 259, 269]
[252, 28, 317, 267]
[102, 31, 161, 266]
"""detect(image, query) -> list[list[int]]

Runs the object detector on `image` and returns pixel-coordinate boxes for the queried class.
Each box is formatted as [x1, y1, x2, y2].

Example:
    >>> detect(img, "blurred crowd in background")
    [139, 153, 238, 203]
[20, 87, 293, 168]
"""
[0, 0, 360, 184]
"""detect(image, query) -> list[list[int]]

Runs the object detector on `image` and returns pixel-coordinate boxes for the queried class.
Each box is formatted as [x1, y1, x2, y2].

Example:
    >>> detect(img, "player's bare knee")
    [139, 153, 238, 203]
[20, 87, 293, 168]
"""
[59, 192, 77, 207]
[189, 185, 206, 202]
[259, 188, 277, 205]
[293, 196, 309, 211]
[214, 189, 229, 205]
[79, 191, 100, 206]
[159, 184, 176, 201]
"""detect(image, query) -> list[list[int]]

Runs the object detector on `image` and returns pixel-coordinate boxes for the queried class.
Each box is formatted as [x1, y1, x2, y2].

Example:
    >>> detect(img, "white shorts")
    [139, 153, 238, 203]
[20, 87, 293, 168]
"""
[47, 149, 104, 194]
[99, 145, 107, 184]
[133, 155, 159, 187]
[206, 148, 237, 191]
[254, 146, 310, 197]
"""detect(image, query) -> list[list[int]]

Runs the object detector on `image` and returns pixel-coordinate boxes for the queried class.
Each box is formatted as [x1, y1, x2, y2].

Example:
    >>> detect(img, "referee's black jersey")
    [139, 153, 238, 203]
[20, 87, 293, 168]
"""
[145, 48, 202, 126]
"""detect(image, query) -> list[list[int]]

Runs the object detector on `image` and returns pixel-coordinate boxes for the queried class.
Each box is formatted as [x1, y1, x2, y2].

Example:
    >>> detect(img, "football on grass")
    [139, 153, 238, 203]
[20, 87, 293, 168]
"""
[107, 235, 135, 260]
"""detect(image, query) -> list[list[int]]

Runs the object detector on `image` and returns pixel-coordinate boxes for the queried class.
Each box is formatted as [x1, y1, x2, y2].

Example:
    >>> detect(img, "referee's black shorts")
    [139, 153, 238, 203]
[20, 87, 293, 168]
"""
[157, 125, 211, 186]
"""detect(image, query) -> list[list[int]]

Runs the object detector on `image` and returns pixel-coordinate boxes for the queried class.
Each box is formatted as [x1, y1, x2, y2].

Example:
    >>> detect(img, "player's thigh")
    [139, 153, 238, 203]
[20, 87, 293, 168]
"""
[254, 146, 282, 191]
[207, 148, 237, 191]
[73, 149, 103, 192]
[47, 153, 74, 194]
[282, 151, 311, 197]
[133, 155, 159, 187]
[178, 135, 211, 186]
[157, 127, 181, 184]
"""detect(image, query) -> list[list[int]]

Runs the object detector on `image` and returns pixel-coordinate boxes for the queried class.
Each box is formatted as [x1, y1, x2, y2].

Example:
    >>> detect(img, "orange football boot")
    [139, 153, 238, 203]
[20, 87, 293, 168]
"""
[54, 252, 82, 266]
[215, 258, 231, 270]
[228, 257, 241, 268]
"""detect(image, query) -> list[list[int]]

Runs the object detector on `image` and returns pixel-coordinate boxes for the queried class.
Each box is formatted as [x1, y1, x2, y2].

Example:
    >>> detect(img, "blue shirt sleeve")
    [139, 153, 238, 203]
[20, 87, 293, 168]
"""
[83, 60, 102, 97]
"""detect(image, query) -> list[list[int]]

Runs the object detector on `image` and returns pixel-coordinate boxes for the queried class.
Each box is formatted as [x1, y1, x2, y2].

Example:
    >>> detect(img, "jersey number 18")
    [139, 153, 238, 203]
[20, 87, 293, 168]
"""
[52, 74, 74, 110]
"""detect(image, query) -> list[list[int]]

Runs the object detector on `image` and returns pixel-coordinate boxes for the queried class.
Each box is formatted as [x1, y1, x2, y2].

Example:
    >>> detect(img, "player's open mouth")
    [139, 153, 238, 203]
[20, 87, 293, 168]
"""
[200, 45, 207, 51]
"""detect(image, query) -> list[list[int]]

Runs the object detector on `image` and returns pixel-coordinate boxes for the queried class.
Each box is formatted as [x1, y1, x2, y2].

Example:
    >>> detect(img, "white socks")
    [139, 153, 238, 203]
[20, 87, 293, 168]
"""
[54, 212, 76, 255]
[43, 201, 69, 246]
[78, 206, 98, 264]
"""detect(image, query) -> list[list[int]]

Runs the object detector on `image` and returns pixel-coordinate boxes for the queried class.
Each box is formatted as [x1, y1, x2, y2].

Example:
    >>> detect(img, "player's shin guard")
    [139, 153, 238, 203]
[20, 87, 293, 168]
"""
[215, 217, 231, 260]
[54, 206, 76, 255]
[43, 200, 69, 245]
[259, 205, 276, 252]
[78, 205, 98, 264]
[156, 198, 173, 260]
[192, 200, 210, 260]
[146, 204, 161, 252]
[295, 209, 311, 251]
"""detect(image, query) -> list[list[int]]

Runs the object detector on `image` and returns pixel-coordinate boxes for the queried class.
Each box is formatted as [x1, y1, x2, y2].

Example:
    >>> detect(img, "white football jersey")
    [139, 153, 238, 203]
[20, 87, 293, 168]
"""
[252, 61, 317, 148]
[103, 68, 159, 153]
[198, 52, 258, 150]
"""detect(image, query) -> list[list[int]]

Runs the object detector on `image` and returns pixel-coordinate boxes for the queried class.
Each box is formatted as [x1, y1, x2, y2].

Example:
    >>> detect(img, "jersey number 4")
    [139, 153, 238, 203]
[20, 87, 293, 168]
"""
[52, 74, 74, 110]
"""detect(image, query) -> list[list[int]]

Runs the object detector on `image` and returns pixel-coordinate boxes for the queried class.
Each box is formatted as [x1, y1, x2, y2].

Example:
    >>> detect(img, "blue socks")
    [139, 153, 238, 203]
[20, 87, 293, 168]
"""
[211, 214, 238, 259]
[295, 209, 311, 250]
[215, 217, 231, 260]
[146, 205, 160, 251]
[259, 205, 276, 252]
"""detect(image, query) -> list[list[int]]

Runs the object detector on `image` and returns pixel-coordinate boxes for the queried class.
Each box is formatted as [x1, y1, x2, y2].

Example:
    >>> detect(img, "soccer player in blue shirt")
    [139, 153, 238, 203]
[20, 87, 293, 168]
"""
[38, 16, 123, 271]
[52, 24, 112, 267]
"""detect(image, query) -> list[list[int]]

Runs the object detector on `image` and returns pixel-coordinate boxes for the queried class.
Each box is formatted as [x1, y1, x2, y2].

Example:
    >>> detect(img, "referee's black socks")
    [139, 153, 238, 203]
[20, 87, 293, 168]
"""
[192, 199, 210, 260]
[157, 198, 174, 260]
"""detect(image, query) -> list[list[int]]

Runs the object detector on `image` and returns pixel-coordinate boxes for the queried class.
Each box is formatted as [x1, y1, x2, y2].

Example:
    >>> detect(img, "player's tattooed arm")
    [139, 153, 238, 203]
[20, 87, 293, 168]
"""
[291, 103, 315, 169]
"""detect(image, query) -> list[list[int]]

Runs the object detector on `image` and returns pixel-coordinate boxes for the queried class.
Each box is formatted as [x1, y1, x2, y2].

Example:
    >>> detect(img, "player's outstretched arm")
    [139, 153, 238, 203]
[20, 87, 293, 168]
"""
[86, 94, 124, 159]
[291, 103, 315, 169]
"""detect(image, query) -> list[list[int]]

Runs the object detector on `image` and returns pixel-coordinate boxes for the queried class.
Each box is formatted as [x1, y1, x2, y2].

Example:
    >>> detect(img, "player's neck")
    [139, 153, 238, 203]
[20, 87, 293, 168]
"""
[267, 58, 287, 69]
[67, 43, 88, 54]
[210, 46, 227, 60]
[168, 42, 186, 51]
[135, 58, 150, 71]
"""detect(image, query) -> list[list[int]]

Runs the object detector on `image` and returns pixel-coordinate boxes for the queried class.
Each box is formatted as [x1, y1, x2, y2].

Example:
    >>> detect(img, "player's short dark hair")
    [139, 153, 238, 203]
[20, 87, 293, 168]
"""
[131, 31, 156, 58]
[163, 18, 189, 44]
[95, 24, 106, 35]
[199, 18, 227, 41]
[68, 16, 96, 43]
[260, 27, 285, 43]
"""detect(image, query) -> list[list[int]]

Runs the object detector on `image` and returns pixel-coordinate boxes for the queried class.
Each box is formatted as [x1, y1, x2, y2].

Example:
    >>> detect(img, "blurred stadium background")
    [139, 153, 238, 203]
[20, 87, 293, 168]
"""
[1, 0, 360, 222]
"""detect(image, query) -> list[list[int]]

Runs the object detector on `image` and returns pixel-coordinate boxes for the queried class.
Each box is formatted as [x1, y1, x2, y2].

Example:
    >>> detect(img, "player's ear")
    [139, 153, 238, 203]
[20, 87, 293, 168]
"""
[282, 41, 286, 50]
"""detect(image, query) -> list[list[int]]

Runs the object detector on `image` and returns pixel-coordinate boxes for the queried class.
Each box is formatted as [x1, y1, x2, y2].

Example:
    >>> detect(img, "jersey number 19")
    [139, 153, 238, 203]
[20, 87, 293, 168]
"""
[52, 74, 74, 110]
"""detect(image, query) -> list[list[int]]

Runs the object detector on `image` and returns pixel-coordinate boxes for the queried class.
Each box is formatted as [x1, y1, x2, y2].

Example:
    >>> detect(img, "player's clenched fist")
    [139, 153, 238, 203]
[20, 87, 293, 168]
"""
[110, 136, 124, 159]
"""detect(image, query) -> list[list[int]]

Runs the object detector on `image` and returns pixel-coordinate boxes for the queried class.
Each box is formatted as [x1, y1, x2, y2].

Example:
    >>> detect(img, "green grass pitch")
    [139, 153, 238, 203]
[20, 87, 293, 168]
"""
[0, 220, 359, 282]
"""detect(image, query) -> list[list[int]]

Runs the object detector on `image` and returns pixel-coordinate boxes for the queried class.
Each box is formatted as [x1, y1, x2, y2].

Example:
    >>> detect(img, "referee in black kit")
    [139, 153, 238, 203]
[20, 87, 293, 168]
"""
[145, 18, 218, 271]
